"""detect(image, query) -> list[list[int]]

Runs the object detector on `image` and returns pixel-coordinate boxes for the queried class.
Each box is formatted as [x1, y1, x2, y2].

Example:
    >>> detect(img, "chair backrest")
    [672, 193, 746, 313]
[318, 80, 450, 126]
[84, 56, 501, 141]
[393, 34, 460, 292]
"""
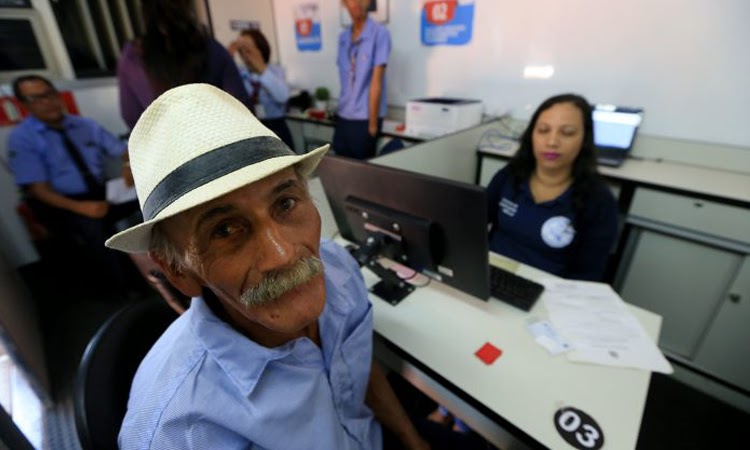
[378, 137, 405, 155]
[74, 299, 179, 450]
[128, 252, 191, 314]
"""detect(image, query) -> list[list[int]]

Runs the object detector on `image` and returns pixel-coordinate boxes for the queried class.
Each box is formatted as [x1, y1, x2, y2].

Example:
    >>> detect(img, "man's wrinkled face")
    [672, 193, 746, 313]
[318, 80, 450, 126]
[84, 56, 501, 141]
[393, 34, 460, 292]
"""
[159, 168, 325, 343]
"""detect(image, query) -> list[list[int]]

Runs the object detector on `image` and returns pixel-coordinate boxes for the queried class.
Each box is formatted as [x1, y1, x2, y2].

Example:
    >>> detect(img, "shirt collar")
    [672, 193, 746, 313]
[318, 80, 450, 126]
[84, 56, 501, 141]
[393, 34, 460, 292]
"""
[358, 18, 376, 42]
[186, 266, 351, 395]
[348, 17, 375, 45]
[28, 114, 74, 133]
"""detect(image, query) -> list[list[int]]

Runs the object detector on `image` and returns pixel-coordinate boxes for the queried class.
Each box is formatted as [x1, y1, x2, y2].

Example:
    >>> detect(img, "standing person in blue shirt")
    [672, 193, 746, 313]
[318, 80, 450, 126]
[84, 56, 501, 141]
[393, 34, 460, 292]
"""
[7, 75, 140, 292]
[487, 93, 618, 281]
[108, 84, 432, 450]
[229, 28, 295, 150]
[334, 0, 391, 159]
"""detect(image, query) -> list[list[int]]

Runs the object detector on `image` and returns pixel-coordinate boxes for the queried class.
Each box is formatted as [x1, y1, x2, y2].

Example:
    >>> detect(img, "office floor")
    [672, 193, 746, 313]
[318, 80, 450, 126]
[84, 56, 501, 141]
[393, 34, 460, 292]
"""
[12, 255, 750, 450]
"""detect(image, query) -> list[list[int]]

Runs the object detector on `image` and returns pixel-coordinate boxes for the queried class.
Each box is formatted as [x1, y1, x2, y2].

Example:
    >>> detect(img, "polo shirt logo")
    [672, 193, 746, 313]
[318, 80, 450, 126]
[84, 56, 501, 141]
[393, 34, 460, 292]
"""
[541, 216, 575, 248]
[500, 198, 518, 217]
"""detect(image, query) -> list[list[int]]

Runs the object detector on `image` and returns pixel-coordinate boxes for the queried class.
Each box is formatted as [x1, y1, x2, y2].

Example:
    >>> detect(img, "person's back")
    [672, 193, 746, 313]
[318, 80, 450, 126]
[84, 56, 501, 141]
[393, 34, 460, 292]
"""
[117, 0, 250, 129]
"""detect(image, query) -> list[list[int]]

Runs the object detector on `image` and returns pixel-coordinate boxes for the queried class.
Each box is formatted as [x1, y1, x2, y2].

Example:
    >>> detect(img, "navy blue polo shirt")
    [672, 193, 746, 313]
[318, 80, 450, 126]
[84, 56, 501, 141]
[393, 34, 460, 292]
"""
[487, 166, 618, 281]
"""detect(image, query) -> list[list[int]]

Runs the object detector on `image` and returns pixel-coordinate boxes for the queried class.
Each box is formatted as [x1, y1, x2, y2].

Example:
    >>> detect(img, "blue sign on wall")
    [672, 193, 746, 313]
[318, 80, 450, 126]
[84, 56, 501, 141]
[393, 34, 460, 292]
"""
[421, 0, 475, 46]
[295, 3, 322, 52]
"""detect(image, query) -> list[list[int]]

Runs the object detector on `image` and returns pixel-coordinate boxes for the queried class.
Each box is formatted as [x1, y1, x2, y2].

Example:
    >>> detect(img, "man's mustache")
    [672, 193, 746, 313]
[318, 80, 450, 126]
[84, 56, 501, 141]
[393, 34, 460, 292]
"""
[240, 256, 324, 308]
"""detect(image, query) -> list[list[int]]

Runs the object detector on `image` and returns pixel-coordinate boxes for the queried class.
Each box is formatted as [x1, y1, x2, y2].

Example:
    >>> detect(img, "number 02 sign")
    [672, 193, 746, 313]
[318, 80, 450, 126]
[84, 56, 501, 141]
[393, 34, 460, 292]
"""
[554, 407, 604, 450]
[420, 0, 474, 46]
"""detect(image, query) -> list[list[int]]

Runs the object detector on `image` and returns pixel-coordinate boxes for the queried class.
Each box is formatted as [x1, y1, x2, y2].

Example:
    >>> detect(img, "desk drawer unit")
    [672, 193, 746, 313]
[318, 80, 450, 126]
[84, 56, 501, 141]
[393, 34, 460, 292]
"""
[618, 186, 750, 391]
[628, 188, 750, 245]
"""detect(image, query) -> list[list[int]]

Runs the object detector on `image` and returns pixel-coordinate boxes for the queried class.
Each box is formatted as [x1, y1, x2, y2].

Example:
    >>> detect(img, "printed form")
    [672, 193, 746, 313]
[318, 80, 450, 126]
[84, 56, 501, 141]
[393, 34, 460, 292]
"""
[540, 279, 673, 374]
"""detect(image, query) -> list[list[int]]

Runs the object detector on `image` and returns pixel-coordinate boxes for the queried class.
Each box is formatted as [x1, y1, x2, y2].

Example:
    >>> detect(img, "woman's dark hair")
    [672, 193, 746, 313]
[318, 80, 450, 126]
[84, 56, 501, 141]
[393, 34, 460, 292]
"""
[507, 93, 603, 224]
[140, 0, 207, 94]
[240, 28, 271, 64]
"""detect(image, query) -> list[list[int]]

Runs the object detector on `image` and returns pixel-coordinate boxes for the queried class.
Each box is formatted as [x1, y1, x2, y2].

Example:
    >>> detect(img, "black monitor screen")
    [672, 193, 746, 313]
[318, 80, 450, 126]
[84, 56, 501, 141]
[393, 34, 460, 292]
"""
[316, 155, 490, 301]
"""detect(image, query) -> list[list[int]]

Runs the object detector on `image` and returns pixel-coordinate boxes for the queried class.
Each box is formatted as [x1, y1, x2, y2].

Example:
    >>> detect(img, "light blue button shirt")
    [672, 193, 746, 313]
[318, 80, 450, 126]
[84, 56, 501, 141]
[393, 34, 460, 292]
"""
[239, 63, 291, 120]
[118, 240, 382, 450]
[7, 115, 126, 195]
[337, 18, 391, 120]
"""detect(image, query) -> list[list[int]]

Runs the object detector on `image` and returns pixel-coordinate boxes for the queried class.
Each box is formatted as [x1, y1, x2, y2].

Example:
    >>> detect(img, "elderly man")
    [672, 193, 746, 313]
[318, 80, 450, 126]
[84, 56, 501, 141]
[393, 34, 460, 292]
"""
[106, 84, 429, 449]
[7, 74, 139, 292]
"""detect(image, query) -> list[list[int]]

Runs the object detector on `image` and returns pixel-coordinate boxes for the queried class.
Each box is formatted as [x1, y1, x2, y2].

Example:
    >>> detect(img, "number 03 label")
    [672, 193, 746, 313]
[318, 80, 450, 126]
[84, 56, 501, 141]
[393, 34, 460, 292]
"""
[554, 407, 604, 450]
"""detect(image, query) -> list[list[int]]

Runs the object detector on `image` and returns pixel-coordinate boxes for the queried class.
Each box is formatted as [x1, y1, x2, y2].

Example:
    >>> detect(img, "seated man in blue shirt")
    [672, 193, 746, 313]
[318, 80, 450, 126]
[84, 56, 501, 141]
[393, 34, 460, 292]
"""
[106, 84, 429, 449]
[7, 74, 140, 292]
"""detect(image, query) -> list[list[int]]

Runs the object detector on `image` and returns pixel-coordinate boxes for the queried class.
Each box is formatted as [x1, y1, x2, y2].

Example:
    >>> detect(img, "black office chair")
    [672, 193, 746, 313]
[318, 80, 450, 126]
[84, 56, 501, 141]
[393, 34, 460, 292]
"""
[74, 299, 179, 450]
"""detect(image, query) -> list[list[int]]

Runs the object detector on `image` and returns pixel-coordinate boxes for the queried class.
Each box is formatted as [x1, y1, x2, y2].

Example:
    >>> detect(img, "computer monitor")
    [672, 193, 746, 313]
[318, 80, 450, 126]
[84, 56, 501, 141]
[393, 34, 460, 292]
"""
[315, 155, 490, 303]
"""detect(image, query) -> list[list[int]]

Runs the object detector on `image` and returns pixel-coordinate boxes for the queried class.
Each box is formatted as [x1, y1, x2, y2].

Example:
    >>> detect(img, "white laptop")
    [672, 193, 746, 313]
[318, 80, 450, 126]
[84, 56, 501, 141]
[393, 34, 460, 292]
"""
[593, 105, 644, 167]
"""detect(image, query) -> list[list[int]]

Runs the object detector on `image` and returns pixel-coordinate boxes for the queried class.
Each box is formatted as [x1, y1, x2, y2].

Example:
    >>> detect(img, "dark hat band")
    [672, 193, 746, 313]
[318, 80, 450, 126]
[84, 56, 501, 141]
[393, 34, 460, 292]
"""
[142, 136, 293, 221]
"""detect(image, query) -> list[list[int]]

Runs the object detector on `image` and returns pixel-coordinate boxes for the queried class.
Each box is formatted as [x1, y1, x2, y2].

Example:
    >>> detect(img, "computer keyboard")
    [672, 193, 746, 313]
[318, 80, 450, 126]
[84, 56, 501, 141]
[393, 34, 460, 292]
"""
[489, 265, 544, 311]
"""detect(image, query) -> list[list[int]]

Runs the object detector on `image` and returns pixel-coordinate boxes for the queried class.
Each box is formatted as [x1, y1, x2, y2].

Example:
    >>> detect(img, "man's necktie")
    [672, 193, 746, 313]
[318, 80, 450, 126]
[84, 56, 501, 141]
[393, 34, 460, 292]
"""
[250, 79, 261, 114]
[51, 127, 105, 200]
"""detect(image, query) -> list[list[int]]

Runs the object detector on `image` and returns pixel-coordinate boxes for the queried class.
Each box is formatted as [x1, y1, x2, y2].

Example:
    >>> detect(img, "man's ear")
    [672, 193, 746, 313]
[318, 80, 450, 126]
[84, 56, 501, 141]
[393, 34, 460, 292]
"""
[149, 251, 203, 298]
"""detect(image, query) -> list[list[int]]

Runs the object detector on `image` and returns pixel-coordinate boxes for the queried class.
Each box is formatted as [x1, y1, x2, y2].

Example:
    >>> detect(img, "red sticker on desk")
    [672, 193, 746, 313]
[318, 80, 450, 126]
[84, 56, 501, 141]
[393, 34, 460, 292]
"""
[475, 342, 502, 365]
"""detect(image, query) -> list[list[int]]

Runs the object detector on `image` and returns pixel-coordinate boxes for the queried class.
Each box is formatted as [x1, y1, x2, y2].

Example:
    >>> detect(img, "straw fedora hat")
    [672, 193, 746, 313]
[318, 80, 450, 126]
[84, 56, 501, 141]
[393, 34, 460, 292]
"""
[105, 83, 329, 253]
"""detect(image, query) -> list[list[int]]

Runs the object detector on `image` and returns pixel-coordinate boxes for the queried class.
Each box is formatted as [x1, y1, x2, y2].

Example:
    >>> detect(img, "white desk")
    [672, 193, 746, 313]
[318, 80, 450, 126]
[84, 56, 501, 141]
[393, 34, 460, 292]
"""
[363, 254, 662, 450]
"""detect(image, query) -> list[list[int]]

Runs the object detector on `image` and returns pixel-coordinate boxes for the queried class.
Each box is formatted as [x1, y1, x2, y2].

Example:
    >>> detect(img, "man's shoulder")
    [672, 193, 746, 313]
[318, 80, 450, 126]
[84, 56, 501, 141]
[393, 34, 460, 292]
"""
[7, 118, 43, 151]
[120, 314, 211, 444]
[368, 18, 391, 38]
[65, 114, 100, 128]
[320, 240, 358, 273]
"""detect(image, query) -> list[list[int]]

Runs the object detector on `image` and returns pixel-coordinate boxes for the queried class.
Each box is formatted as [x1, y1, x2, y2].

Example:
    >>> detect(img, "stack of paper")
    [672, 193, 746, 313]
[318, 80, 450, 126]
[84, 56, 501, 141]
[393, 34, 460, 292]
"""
[541, 279, 673, 374]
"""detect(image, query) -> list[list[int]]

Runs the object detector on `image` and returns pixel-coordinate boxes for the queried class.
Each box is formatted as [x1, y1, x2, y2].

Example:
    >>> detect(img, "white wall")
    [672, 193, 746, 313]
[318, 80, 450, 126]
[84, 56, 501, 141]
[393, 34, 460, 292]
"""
[272, 0, 750, 149]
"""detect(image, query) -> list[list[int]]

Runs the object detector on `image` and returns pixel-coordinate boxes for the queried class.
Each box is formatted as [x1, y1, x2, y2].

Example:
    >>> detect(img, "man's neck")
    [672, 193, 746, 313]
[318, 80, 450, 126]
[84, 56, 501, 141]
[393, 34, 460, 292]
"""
[36, 115, 64, 129]
[202, 288, 321, 348]
[351, 17, 366, 40]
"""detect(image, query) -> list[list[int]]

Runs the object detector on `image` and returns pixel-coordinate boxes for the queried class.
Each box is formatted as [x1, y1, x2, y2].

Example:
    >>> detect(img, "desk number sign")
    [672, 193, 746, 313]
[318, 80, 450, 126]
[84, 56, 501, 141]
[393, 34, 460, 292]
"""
[554, 407, 604, 450]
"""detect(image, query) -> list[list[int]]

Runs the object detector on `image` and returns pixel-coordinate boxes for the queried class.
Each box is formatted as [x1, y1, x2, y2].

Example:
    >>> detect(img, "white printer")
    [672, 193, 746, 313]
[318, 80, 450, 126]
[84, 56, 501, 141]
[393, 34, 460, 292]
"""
[406, 97, 483, 138]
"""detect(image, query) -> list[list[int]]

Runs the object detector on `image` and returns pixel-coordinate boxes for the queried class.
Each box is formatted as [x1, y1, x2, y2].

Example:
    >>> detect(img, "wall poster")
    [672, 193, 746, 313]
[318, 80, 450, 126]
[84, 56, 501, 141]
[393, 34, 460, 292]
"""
[294, 2, 322, 51]
[421, 0, 475, 46]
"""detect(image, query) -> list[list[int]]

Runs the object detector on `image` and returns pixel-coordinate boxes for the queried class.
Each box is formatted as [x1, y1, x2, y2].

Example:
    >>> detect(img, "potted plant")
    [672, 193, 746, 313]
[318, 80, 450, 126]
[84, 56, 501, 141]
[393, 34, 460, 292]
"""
[314, 86, 330, 111]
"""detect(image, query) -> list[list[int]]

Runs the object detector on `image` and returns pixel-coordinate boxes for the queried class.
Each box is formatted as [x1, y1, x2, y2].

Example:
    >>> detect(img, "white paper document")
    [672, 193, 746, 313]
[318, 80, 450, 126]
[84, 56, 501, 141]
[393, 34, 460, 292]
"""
[541, 279, 673, 374]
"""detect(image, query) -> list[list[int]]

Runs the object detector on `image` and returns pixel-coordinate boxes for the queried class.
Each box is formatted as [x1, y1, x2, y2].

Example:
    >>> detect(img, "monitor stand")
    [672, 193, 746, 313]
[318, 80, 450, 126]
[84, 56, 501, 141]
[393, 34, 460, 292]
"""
[366, 260, 415, 305]
[347, 233, 415, 305]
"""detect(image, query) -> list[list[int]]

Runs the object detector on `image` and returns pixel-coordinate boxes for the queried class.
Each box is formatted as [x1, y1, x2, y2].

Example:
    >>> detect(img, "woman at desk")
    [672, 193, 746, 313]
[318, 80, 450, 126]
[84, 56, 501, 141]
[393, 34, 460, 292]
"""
[228, 28, 294, 149]
[430, 93, 619, 431]
[487, 93, 618, 281]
